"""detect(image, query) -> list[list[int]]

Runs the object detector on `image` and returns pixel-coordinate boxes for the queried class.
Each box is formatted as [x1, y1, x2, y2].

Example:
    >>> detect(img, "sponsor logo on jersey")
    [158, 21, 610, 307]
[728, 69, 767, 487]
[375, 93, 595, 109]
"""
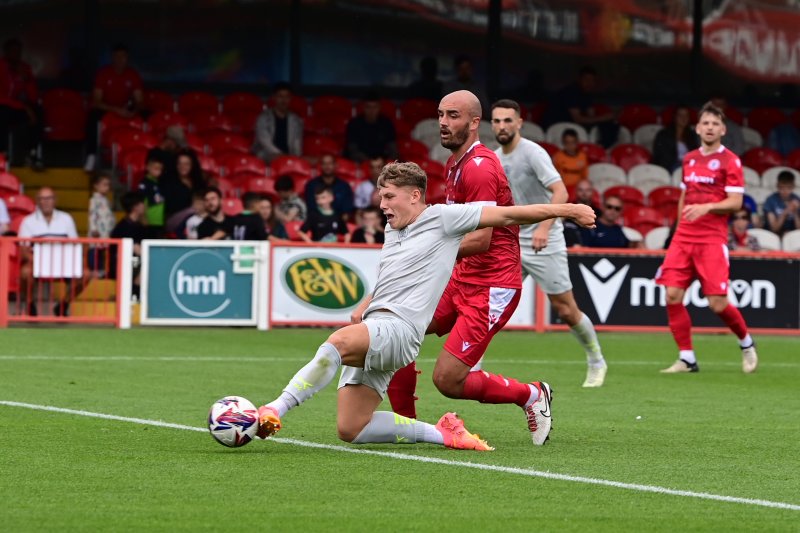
[473, 157, 484, 167]
[685, 171, 716, 184]
[284, 256, 366, 310]
[462, 341, 472, 352]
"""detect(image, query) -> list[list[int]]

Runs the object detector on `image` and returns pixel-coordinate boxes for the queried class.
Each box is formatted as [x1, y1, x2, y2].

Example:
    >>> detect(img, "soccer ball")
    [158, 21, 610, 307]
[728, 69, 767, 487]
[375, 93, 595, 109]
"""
[208, 396, 259, 448]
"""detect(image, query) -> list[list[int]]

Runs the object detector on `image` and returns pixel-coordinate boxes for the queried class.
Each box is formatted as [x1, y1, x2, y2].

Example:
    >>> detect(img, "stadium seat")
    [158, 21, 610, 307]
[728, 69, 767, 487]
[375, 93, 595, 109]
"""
[742, 147, 784, 175]
[244, 176, 277, 195]
[747, 228, 781, 251]
[644, 226, 671, 250]
[143, 90, 175, 113]
[356, 98, 397, 119]
[578, 142, 607, 164]
[393, 118, 412, 140]
[178, 91, 219, 116]
[311, 95, 353, 122]
[526, 102, 546, 125]
[267, 94, 308, 118]
[661, 106, 697, 127]
[196, 153, 220, 178]
[621, 226, 643, 243]
[618, 104, 658, 132]
[215, 177, 237, 198]
[747, 186, 772, 206]
[190, 113, 233, 135]
[411, 118, 441, 149]
[223, 92, 264, 116]
[333, 158, 360, 184]
[742, 126, 763, 152]
[284, 220, 306, 241]
[723, 105, 744, 125]
[4, 194, 35, 217]
[0, 152, 6, 171]
[0, 171, 21, 197]
[221, 153, 267, 176]
[625, 206, 665, 236]
[632, 124, 662, 153]
[604, 185, 644, 207]
[588, 163, 626, 185]
[761, 166, 800, 189]
[398, 138, 430, 162]
[427, 178, 447, 205]
[746, 107, 788, 137]
[628, 163, 670, 187]
[271, 155, 312, 180]
[787, 149, 800, 171]
[221, 197, 243, 216]
[399, 98, 438, 127]
[119, 146, 149, 184]
[9, 214, 25, 235]
[229, 109, 261, 135]
[589, 125, 631, 145]
[205, 132, 251, 156]
[647, 185, 682, 207]
[146, 111, 189, 136]
[519, 122, 545, 143]
[184, 133, 207, 155]
[428, 143, 450, 164]
[303, 135, 341, 159]
[546, 122, 588, 146]
[110, 128, 159, 163]
[781, 229, 800, 252]
[742, 166, 761, 188]
[41, 88, 87, 141]
[419, 158, 446, 181]
[610, 144, 651, 173]
[99, 112, 144, 147]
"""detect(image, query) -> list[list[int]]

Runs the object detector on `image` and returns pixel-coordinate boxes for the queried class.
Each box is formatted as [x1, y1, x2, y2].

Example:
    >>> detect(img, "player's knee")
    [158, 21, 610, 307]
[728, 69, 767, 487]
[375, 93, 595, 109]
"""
[709, 297, 728, 314]
[431, 370, 461, 399]
[336, 420, 365, 443]
[665, 291, 683, 305]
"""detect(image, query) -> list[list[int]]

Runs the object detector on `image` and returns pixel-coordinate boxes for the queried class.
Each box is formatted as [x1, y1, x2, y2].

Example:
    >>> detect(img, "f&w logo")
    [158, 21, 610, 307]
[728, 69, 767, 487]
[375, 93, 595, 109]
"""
[285, 256, 366, 310]
[579, 258, 629, 323]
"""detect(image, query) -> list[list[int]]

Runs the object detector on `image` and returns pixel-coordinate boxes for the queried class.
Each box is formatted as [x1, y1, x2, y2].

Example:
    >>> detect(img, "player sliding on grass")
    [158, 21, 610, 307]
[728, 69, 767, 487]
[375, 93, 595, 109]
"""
[256, 161, 596, 450]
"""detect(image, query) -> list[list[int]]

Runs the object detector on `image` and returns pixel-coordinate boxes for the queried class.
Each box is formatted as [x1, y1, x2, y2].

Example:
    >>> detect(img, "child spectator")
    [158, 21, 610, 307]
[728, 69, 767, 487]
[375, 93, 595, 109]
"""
[137, 155, 165, 232]
[182, 191, 206, 240]
[300, 184, 348, 243]
[88, 173, 115, 273]
[350, 206, 384, 244]
[764, 170, 800, 236]
[274, 174, 307, 223]
[728, 208, 761, 251]
[110, 192, 147, 298]
[552, 128, 588, 187]
[256, 194, 288, 241]
[304, 154, 355, 217]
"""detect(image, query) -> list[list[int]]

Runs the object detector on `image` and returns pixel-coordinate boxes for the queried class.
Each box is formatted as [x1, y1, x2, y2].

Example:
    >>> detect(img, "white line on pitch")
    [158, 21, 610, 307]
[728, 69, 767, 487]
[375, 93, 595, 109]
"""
[1, 400, 798, 512]
[0, 354, 798, 368]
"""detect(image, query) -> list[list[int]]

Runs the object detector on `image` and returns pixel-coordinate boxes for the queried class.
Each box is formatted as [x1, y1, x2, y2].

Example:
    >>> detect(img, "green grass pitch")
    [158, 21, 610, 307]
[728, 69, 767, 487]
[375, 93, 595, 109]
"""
[1, 328, 798, 531]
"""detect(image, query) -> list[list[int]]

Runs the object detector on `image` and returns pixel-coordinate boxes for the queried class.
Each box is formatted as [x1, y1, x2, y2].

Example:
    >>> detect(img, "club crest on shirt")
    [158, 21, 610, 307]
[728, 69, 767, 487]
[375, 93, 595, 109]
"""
[708, 159, 720, 170]
[689, 159, 696, 166]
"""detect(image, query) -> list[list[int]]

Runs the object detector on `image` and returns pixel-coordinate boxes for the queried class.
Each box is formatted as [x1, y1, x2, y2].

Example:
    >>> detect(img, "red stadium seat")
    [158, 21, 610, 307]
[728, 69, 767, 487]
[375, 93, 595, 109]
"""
[398, 138, 431, 162]
[399, 98, 438, 127]
[221, 196, 243, 215]
[579, 142, 607, 164]
[527, 102, 546, 125]
[183, 133, 207, 155]
[787, 148, 800, 171]
[9, 214, 25, 235]
[393, 118, 412, 140]
[610, 144, 651, 173]
[311, 95, 353, 122]
[229, 109, 261, 135]
[119, 146, 150, 178]
[335, 158, 360, 183]
[215, 177, 237, 198]
[146, 111, 189, 136]
[647, 185, 682, 207]
[109, 128, 159, 161]
[222, 153, 267, 176]
[4, 194, 35, 218]
[604, 185, 645, 208]
[538, 142, 559, 157]
[419, 159, 446, 181]
[427, 178, 447, 205]
[0, 171, 21, 196]
[724, 106, 744, 125]
[271, 155, 312, 180]
[267, 94, 308, 118]
[746, 107, 788, 137]
[356, 98, 397, 119]
[42, 88, 87, 141]
[143, 90, 175, 113]
[625, 206, 665, 236]
[304, 135, 341, 159]
[618, 104, 658, 131]
[178, 91, 219, 115]
[790, 109, 800, 131]
[244, 175, 277, 195]
[742, 147, 784, 175]
[99, 113, 144, 148]
[223, 92, 264, 115]
[205, 132, 251, 155]
[190, 113, 233, 135]
[283, 220, 306, 241]
[196, 154, 220, 177]
[661, 106, 698, 127]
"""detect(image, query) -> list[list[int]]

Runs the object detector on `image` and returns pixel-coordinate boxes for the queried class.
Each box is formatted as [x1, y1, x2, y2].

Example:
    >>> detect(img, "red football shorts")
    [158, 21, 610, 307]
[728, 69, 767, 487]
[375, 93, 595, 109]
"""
[431, 280, 520, 366]
[655, 240, 730, 295]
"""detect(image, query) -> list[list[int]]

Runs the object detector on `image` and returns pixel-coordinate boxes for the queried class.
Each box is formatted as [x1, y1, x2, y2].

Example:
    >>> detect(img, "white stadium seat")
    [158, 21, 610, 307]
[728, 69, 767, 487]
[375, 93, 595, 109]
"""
[632, 124, 662, 152]
[622, 226, 643, 243]
[411, 118, 441, 149]
[589, 162, 627, 185]
[546, 122, 588, 147]
[671, 166, 683, 185]
[743, 166, 761, 188]
[742, 126, 763, 152]
[520, 122, 545, 142]
[644, 226, 671, 250]
[761, 166, 800, 189]
[479, 120, 500, 150]
[589, 125, 631, 146]
[746, 228, 781, 251]
[428, 143, 450, 164]
[628, 164, 671, 187]
[747, 186, 773, 206]
[781, 229, 800, 252]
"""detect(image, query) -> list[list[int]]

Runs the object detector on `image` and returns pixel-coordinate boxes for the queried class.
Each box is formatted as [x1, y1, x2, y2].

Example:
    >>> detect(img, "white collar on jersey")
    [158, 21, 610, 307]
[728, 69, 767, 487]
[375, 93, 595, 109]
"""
[699, 144, 726, 156]
[451, 140, 482, 169]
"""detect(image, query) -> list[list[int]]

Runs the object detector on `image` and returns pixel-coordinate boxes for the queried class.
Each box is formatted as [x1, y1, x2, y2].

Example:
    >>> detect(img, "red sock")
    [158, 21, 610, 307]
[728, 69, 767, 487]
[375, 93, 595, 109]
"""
[387, 362, 419, 419]
[716, 304, 748, 340]
[666, 303, 693, 351]
[461, 371, 531, 407]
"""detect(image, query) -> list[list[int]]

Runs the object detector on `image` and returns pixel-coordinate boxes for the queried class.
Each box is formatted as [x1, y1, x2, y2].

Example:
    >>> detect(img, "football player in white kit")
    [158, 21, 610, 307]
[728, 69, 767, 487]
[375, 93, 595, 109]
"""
[254, 161, 597, 449]
[491, 99, 608, 387]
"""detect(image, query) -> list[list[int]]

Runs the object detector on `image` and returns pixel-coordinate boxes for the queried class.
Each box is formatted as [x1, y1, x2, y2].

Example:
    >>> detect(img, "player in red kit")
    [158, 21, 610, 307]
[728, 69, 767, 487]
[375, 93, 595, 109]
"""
[361, 90, 552, 445]
[656, 102, 758, 373]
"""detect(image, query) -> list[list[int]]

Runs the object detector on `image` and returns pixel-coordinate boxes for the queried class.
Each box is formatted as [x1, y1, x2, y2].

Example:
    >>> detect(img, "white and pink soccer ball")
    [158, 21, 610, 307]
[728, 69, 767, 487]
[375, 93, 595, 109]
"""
[208, 396, 259, 448]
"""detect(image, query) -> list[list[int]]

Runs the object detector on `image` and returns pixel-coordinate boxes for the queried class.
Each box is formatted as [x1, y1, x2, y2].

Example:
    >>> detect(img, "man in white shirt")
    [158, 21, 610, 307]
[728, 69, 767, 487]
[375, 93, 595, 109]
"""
[18, 187, 86, 316]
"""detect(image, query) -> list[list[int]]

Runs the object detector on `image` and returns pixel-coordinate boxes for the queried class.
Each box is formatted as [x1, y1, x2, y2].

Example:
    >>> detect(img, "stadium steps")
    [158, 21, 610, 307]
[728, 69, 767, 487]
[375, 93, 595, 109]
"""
[71, 279, 117, 321]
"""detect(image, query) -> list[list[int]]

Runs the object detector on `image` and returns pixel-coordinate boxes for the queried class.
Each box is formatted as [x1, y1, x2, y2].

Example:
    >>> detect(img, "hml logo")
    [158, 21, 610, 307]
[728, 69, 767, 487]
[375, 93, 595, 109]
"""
[175, 269, 226, 295]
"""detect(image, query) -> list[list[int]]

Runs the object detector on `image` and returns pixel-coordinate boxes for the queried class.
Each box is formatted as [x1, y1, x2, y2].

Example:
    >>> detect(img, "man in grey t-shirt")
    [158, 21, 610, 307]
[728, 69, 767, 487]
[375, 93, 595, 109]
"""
[253, 161, 596, 451]
[492, 99, 608, 388]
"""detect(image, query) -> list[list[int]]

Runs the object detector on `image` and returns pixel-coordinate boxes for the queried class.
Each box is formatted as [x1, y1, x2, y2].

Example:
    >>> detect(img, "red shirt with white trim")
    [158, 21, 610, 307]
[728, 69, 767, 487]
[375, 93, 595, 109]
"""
[674, 145, 744, 244]
[94, 66, 143, 108]
[444, 142, 521, 288]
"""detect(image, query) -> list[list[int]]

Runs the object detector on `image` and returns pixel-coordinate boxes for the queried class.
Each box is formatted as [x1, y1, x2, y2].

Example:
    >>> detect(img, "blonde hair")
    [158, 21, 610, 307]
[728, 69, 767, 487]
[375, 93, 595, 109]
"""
[377, 161, 427, 196]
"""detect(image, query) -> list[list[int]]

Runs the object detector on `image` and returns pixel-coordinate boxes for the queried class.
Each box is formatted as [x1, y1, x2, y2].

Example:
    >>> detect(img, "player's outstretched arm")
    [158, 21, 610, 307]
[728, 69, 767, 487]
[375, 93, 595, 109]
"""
[682, 192, 743, 221]
[478, 203, 596, 230]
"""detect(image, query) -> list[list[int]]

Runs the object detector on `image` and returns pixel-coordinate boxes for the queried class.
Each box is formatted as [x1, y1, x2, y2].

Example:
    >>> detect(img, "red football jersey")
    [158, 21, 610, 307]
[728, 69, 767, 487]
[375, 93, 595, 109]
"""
[94, 66, 143, 108]
[673, 145, 745, 244]
[445, 142, 521, 288]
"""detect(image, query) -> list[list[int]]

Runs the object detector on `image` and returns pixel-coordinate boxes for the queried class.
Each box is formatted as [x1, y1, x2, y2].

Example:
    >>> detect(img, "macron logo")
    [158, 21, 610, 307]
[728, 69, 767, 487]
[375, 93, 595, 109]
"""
[462, 341, 471, 352]
[473, 157, 484, 167]
[579, 259, 629, 323]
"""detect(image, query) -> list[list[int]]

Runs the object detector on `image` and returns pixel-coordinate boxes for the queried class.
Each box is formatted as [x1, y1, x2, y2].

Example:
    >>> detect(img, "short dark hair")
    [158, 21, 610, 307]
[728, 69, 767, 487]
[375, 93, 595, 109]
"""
[204, 186, 222, 199]
[314, 184, 333, 196]
[699, 101, 726, 122]
[274, 174, 295, 192]
[777, 170, 796, 185]
[491, 99, 521, 116]
[362, 206, 382, 218]
[242, 192, 261, 210]
[91, 173, 111, 186]
[562, 128, 579, 140]
[273, 81, 292, 93]
[146, 154, 164, 165]
[121, 192, 144, 214]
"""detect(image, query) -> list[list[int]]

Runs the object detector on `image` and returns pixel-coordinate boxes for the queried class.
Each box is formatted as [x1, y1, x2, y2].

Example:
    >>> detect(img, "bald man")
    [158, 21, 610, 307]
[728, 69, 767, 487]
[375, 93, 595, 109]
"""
[356, 90, 554, 445]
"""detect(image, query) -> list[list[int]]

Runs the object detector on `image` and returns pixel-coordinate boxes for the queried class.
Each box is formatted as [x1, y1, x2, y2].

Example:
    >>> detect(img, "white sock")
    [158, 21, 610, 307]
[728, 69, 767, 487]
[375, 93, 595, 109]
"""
[524, 384, 540, 408]
[739, 334, 753, 348]
[268, 342, 341, 415]
[679, 350, 696, 364]
[351, 411, 444, 445]
[570, 313, 605, 365]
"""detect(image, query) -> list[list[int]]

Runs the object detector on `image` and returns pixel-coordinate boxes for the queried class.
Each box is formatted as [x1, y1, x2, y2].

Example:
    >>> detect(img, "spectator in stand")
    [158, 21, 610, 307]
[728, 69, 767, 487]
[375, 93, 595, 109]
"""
[763, 170, 800, 236]
[18, 187, 88, 316]
[254, 194, 288, 241]
[253, 82, 303, 162]
[274, 174, 306, 223]
[161, 148, 206, 223]
[709, 95, 745, 156]
[349, 206, 384, 244]
[148, 125, 187, 183]
[304, 154, 355, 217]
[110, 192, 147, 297]
[573, 179, 602, 216]
[300, 184, 349, 243]
[85, 44, 144, 171]
[87, 174, 115, 272]
[406, 56, 442, 101]
[579, 195, 630, 248]
[197, 187, 230, 240]
[552, 128, 588, 187]
[354, 156, 384, 211]
[0, 196, 9, 234]
[137, 154, 165, 233]
[231, 192, 268, 241]
[652, 105, 699, 172]
[344, 91, 398, 162]
[0, 38, 43, 169]
[727, 208, 761, 252]
[544, 66, 619, 148]
[182, 191, 206, 240]
[442, 56, 487, 116]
